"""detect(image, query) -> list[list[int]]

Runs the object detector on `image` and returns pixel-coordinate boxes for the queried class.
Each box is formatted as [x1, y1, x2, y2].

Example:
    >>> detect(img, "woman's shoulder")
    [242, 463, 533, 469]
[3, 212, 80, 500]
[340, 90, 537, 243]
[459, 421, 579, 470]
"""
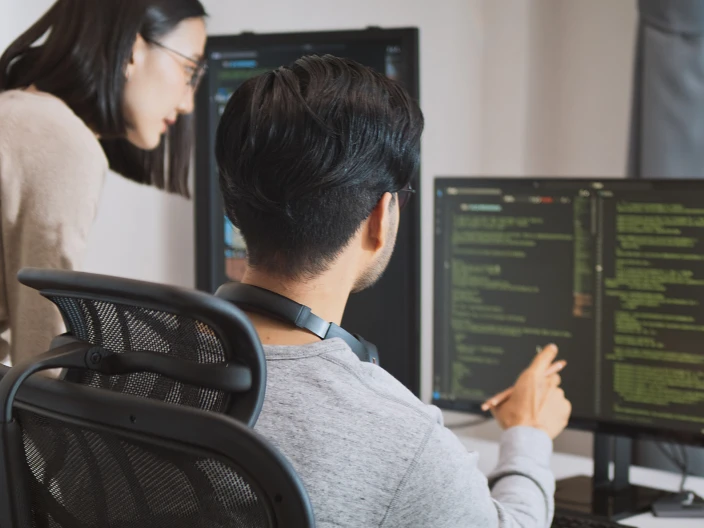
[0, 89, 108, 216]
[0, 88, 76, 117]
[0, 89, 106, 165]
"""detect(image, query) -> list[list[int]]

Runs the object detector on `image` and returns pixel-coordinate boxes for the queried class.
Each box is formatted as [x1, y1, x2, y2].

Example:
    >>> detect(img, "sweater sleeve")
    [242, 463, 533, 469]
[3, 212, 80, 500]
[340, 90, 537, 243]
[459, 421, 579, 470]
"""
[0, 91, 107, 365]
[382, 425, 555, 528]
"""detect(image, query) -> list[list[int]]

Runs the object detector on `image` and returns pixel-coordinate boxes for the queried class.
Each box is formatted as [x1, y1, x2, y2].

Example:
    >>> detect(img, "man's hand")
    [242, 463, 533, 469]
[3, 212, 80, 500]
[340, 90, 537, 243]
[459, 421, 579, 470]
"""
[491, 344, 572, 440]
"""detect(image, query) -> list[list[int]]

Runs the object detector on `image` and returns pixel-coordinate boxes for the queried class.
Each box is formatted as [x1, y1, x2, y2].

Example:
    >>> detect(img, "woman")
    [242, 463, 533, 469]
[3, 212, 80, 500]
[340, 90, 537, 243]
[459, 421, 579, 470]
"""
[0, 0, 208, 365]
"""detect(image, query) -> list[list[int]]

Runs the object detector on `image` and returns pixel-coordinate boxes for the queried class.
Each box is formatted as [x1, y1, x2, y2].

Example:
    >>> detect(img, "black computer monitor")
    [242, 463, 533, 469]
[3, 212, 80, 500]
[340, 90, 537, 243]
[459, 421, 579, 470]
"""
[433, 177, 704, 518]
[194, 28, 421, 395]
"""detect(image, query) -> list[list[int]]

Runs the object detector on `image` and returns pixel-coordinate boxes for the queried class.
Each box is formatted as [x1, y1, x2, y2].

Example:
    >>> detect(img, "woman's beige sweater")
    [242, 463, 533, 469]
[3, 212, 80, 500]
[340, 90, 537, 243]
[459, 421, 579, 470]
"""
[0, 89, 108, 365]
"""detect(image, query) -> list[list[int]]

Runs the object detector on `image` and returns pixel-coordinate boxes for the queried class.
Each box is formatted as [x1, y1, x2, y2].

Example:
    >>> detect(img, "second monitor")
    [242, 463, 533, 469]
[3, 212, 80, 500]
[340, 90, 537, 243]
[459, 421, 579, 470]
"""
[433, 177, 704, 445]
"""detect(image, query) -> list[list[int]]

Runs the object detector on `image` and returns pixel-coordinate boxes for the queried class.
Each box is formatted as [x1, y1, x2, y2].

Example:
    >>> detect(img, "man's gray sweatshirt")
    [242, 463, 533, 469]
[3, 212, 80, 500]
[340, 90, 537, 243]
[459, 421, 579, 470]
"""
[254, 338, 555, 527]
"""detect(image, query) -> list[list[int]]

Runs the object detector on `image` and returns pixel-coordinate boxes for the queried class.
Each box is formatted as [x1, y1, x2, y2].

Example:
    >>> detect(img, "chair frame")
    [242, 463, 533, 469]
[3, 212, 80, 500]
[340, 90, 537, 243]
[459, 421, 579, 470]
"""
[0, 359, 315, 527]
[17, 267, 267, 425]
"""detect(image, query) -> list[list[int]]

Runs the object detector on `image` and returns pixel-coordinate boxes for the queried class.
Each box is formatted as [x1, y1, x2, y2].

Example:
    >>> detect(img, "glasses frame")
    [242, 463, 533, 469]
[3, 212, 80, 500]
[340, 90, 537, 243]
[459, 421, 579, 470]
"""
[146, 39, 208, 89]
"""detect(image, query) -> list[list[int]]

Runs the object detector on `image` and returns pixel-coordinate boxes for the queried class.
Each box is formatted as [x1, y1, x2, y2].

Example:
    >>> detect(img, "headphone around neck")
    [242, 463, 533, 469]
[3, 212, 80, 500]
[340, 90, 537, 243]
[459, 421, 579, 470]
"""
[215, 282, 380, 365]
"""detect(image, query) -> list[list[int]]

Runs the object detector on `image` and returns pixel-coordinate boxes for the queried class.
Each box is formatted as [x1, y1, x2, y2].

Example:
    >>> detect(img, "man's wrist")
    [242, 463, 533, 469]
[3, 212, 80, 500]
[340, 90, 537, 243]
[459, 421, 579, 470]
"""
[503, 417, 540, 432]
[499, 426, 554, 466]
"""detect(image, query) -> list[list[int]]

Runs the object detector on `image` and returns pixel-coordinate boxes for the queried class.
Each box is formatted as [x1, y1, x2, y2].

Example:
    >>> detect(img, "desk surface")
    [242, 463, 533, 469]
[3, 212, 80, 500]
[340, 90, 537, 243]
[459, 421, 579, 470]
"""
[458, 434, 704, 527]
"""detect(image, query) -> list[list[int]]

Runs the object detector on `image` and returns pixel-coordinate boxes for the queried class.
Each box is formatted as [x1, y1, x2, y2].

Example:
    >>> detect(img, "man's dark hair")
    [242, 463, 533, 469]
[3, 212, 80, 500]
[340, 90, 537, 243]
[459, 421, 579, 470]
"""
[0, 0, 207, 197]
[216, 54, 424, 279]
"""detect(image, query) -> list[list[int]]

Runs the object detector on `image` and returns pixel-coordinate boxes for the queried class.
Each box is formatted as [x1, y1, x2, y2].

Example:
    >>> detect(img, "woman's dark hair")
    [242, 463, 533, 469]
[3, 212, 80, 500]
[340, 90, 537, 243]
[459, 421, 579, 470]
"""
[216, 54, 424, 279]
[0, 0, 207, 197]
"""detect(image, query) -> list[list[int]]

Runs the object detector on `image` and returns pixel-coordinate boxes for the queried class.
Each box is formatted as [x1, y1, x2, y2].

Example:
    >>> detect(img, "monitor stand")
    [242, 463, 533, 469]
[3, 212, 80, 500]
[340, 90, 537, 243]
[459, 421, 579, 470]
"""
[554, 433, 673, 521]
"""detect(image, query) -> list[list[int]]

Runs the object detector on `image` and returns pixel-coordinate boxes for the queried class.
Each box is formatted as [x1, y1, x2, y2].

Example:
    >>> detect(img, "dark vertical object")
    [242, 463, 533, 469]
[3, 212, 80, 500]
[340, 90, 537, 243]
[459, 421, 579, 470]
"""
[194, 29, 421, 396]
[627, 0, 704, 478]
[628, 0, 704, 178]
[555, 434, 667, 520]
[341, 32, 421, 398]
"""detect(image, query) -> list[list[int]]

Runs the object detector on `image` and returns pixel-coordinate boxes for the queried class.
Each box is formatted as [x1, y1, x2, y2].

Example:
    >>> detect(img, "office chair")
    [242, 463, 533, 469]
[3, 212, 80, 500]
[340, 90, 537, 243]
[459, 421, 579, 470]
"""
[0, 347, 316, 527]
[17, 268, 266, 426]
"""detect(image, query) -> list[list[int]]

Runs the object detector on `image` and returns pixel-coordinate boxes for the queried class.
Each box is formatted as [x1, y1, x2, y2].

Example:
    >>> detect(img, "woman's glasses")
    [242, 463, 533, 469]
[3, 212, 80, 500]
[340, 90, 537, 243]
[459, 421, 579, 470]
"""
[146, 39, 208, 89]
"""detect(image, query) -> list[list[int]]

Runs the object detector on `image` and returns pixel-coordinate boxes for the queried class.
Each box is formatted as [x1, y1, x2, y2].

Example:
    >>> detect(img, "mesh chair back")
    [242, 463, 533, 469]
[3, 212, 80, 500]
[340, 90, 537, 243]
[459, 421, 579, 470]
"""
[51, 296, 229, 411]
[18, 268, 266, 425]
[0, 365, 315, 528]
[17, 409, 270, 527]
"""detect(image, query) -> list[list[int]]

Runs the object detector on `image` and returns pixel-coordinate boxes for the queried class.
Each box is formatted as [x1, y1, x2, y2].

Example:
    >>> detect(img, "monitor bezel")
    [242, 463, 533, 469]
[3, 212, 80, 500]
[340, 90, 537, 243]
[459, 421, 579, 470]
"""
[194, 27, 420, 294]
[433, 176, 704, 448]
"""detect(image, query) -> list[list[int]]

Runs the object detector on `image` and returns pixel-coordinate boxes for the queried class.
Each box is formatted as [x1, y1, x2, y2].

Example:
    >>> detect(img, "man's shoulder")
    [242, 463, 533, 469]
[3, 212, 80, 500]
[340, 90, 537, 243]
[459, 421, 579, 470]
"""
[260, 338, 446, 463]
[263, 337, 443, 431]
[258, 338, 451, 525]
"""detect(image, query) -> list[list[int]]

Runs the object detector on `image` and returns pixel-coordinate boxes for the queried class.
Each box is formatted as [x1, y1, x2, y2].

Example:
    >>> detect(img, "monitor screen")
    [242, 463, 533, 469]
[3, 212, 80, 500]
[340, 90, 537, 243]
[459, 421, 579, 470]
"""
[433, 178, 704, 443]
[195, 28, 421, 395]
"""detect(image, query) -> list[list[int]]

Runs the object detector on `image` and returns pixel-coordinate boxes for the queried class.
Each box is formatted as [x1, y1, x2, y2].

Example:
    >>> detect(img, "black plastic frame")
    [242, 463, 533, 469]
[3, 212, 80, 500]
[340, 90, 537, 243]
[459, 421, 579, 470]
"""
[0, 363, 315, 528]
[433, 177, 704, 448]
[17, 267, 267, 426]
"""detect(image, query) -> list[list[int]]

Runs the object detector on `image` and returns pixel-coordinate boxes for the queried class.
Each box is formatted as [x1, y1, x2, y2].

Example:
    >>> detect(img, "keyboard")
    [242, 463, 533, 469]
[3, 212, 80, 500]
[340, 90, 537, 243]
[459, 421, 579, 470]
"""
[552, 511, 627, 527]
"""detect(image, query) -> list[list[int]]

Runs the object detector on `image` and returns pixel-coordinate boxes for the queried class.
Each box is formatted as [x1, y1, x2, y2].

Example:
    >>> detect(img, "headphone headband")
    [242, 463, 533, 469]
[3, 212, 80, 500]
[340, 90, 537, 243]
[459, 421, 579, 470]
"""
[215, 283, 379, 365]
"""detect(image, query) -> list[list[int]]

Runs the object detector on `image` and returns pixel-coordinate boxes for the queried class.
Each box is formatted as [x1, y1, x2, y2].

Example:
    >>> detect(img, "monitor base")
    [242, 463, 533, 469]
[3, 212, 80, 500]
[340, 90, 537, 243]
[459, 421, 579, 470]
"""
[555, 475, 671, 521]
[651, 491, 704, 518]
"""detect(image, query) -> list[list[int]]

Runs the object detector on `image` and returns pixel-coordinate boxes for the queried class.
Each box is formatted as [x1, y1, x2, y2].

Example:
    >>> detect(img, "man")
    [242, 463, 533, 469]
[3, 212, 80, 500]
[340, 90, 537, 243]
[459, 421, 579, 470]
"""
[215, 54, 572, 527]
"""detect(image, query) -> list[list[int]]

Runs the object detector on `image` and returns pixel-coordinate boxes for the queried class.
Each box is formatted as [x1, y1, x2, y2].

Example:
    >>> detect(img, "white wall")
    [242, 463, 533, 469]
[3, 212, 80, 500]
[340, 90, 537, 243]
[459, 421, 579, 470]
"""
[1, 0, 639, 457]
[481, 0, 637, 177]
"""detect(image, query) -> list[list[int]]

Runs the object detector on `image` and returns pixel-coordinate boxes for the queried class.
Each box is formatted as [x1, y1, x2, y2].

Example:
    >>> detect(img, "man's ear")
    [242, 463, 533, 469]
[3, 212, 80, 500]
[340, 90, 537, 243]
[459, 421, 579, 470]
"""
[364, 192, 395, 253]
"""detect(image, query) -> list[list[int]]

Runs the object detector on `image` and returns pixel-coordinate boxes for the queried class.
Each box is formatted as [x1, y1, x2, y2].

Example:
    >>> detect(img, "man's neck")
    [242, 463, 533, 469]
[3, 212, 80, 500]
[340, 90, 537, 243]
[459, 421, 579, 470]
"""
[240, 267, 353, 346]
